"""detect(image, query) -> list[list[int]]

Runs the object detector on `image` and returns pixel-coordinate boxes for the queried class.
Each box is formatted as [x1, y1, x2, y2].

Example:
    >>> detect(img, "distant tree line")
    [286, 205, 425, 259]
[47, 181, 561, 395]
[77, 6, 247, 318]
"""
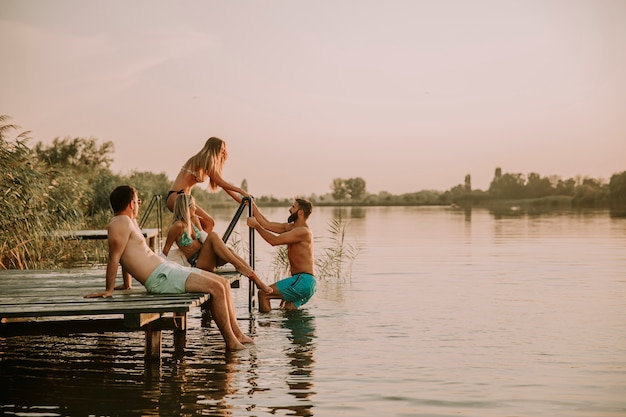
[2, 115, 625, 268]
[444, 167, 624, 209]
[321, 168, 626, 210]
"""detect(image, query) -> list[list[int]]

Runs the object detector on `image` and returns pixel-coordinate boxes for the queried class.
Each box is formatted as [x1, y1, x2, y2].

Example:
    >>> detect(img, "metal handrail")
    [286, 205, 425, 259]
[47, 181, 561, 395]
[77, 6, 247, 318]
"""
[221, 197, 249, 242]
[138, 194, 163, 252]
[221, 197, 256, 312]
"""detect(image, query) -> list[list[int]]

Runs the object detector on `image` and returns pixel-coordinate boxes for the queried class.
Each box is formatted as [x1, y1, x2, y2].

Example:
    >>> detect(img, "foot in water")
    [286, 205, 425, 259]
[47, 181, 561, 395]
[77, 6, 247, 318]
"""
[238, 334, 254, 344]
[227, 340, 247, 351]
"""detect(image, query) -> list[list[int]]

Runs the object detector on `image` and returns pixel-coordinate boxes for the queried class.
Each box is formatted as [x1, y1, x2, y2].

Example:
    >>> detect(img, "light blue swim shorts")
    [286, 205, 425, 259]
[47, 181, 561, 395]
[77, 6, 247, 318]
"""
[144, 262, 201, 294]
[276, 273, 316, 308]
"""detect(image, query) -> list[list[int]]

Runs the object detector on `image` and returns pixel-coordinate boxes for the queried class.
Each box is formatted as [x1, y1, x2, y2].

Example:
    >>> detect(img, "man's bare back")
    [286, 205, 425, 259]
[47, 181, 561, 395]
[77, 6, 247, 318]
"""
[108, 215, 164, 285]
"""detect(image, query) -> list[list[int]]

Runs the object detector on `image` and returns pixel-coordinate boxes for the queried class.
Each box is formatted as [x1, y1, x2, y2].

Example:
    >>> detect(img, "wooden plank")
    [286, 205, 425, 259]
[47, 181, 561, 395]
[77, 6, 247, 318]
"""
[0, 316, 190, 336]
[0, 299, 209, 318]
[0, 318, 132, 336]
[55, 228, 159, 250]
[125, 312, 162, 328]
[57, 228, 159, 240]
[0, 267, 239, 286]
[0, 268, 238, 320]
[0, 267, 242, 361]
[0, 294, 208, 306]
[0, 269, 208, 320]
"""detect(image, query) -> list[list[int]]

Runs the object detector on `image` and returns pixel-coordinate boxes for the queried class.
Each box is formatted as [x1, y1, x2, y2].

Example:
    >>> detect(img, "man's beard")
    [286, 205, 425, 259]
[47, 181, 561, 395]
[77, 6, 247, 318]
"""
[287, 211, 298, 223]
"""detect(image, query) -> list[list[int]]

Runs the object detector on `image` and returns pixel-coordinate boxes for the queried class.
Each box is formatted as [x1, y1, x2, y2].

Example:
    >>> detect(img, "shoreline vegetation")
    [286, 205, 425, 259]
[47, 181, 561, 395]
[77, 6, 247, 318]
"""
[2, 115, 625, 270]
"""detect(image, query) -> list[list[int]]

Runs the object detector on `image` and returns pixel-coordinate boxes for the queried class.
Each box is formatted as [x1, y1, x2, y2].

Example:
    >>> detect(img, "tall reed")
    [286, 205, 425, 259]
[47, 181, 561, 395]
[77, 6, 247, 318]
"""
[1, 123, 87, 269]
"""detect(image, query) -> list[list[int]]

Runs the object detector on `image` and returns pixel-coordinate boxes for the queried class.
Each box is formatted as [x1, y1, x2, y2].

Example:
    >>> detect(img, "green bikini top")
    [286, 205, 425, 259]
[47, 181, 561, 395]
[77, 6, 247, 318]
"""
[179, 224, 201, 247]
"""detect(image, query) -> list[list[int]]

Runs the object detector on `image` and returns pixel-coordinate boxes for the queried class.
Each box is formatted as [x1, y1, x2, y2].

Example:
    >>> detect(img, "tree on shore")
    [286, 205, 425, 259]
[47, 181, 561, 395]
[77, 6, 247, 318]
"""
[609, 171, 626, 214]
[331, 178, 348, 200]
[331, 177, 367, 201]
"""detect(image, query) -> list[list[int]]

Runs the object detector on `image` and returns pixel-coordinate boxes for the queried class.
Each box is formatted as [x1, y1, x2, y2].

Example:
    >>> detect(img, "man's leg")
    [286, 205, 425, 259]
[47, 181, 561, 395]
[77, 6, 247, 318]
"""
[185, 271, 246, 350]
[218, 274, 253, 344]
[258, 283, 283, 313]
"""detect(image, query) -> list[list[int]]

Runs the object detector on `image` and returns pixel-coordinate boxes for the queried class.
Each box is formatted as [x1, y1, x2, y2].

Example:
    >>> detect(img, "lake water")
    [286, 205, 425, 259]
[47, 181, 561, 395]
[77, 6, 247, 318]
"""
[1, 206, 625, 417]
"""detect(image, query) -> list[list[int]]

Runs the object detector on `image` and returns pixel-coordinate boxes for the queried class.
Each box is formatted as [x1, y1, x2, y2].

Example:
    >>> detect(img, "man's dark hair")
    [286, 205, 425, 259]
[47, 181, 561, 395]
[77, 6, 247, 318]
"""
[110, 185, 137, 213]
[295, 198, 313, 219]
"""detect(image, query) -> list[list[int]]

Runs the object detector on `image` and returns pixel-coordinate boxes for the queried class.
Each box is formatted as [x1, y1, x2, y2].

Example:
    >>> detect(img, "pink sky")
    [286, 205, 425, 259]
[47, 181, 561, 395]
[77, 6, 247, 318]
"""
[1, 0, 625, 198]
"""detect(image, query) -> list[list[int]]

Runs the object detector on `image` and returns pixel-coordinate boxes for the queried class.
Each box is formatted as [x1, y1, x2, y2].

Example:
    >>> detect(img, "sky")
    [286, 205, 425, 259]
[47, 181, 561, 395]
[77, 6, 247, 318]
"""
[1, 0, 625, 198]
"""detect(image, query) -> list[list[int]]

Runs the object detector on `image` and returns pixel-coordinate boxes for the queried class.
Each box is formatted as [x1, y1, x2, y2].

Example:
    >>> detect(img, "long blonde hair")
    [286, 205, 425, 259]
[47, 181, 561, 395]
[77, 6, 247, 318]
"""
[172, 194, 194, 236]
[185, 137, 227, 191]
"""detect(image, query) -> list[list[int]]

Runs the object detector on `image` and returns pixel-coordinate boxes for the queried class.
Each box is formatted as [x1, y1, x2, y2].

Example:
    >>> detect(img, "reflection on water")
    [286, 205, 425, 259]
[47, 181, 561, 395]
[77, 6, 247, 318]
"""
[266, 310, 317, 416]
[0, 331, 237, 416]
[1, 207, 625, 417]
[0, 302, 318, 416]
[330, 206, 367, 220]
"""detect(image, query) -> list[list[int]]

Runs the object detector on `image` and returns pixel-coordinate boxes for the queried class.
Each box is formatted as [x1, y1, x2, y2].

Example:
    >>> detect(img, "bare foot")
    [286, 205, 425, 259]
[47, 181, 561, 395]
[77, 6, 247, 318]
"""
[253, 276, 273, 295]
[238, 334, 254, 344]
[234, 261, 252, 276]
[227, 341, 247, 351]
[280, 301, 297, 311]
[236, 264, 273, 295]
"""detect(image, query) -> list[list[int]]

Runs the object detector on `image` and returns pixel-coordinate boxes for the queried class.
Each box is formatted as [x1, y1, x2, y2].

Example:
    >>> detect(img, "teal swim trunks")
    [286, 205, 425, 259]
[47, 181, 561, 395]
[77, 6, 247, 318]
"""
[144, 262, 200, 294]
[276, 273, 316, 308]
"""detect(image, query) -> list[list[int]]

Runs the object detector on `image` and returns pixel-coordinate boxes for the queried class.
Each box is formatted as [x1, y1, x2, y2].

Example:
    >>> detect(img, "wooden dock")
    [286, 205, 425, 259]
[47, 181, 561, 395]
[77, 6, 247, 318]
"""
[0, 268, 240, 360]
[57, 228, 160, 251]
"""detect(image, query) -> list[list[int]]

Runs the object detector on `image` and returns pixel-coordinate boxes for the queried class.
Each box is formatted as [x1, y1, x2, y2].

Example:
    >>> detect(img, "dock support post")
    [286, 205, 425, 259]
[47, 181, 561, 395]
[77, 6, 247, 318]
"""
[173, 312, 187, 352]
[144, 323, 162, 360]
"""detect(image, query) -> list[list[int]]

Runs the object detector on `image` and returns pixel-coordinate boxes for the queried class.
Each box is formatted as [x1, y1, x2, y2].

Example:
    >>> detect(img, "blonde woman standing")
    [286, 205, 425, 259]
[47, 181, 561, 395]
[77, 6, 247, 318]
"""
[166, 137, 249, 233]
[163, 194, 272, 295]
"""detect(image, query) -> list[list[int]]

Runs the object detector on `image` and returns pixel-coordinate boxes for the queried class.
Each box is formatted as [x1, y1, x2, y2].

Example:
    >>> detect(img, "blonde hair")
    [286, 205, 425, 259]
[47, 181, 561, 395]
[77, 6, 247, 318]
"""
[185, 137, 227, 191]
[172, 194, 195, 236]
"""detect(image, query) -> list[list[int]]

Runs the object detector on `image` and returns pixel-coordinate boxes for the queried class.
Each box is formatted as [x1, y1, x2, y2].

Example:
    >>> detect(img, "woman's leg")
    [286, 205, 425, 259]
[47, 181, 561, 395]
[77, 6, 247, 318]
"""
[195, 233, 220, 271]
[196, 233, 272, 294]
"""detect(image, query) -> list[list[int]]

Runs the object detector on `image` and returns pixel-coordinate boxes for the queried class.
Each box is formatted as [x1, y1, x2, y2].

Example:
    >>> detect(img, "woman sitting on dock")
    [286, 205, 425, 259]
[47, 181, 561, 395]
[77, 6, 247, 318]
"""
[162, 194, 271, 295]
[166, 137, 249, 234]
[85, 185, 251, 350]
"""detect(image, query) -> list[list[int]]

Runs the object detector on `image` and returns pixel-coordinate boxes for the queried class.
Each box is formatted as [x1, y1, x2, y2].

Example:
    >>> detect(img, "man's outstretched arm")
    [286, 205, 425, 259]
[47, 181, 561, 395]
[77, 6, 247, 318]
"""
[248, 217, 306, 247]
[251, 202, 288, 234]
[85, 223, 129, 298]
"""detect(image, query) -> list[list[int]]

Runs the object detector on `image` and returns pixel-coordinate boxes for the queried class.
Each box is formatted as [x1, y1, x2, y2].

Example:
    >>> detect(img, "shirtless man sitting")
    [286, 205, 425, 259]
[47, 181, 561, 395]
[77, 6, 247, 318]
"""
[247, 199, 316, 313]
[84, 185, 250, 351]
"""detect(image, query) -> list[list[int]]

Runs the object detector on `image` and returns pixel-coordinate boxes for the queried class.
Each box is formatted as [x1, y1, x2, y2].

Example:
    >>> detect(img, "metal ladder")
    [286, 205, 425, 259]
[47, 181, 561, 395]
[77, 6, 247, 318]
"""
[139, 194, 163, 251]
[221, 197, 256, 312]
[140, 194, 257, 312]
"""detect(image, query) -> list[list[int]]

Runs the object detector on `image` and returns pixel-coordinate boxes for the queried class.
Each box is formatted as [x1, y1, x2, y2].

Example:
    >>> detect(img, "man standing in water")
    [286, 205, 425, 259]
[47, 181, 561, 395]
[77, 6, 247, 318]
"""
[247, 199, 316, 313]
[84, 185, 250, 351]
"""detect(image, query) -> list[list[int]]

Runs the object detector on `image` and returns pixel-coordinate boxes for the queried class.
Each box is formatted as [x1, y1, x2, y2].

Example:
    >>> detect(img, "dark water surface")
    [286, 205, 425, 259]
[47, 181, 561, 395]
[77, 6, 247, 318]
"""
[1, 207, 625, 416]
